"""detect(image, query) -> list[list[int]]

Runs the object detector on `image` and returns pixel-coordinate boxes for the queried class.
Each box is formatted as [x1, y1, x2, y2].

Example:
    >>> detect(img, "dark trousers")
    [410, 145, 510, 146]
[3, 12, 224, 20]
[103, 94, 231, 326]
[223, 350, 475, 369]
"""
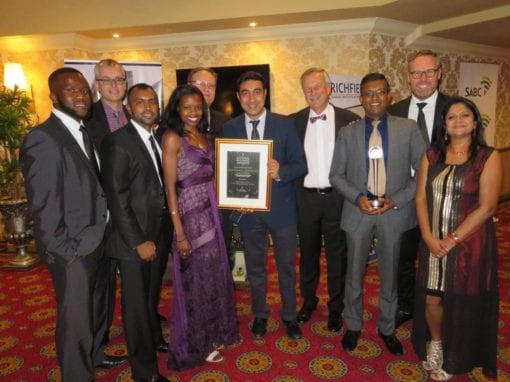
[104, 256, 119, 341]
[396, 225, 421, 313]
[240, 215, 297, 321]
[47, 243, 108, 382]
[297, 189, 347, 314]
[118, 219, 171, 378]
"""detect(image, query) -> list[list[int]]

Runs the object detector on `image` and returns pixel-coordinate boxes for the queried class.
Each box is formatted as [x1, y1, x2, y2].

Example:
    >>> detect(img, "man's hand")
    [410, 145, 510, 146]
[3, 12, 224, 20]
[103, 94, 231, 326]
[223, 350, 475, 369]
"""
[268, 159, 280, 180]
[136, 241, 157, 261]
[357, 196, 395, 215]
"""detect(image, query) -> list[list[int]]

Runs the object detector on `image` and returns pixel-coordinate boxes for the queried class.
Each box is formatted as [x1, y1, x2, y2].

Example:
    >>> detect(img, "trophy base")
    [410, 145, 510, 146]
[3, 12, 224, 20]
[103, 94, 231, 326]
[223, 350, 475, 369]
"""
[369, 198, 384, 209]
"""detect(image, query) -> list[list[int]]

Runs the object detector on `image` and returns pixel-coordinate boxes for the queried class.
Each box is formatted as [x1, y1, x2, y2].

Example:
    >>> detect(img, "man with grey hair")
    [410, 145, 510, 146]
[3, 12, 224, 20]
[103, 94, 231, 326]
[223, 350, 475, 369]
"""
[291, 67, 359, 331]
[387, 50, 450, 328]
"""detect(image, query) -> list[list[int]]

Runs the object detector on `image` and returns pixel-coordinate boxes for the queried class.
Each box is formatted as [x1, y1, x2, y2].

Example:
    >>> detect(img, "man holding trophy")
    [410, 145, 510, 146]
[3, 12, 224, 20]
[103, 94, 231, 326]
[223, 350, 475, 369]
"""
[329, 73, 426, 355]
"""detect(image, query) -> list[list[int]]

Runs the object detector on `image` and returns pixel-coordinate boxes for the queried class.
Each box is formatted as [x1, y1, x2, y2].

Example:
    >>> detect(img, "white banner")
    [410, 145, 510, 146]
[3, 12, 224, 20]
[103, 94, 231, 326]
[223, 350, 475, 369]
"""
[329, 74, 363, 116]
[458, 62, 499, 145]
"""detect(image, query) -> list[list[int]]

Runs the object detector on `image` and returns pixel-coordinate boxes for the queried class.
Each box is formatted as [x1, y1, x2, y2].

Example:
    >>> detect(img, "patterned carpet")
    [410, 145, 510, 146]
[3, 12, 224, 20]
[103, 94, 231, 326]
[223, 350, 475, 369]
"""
[1, 203, 510, 381]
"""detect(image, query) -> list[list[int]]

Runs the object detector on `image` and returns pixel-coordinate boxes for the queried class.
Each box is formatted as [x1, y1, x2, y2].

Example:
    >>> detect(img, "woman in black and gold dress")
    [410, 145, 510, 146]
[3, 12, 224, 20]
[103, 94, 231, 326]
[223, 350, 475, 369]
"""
[412, 97, 502, 381]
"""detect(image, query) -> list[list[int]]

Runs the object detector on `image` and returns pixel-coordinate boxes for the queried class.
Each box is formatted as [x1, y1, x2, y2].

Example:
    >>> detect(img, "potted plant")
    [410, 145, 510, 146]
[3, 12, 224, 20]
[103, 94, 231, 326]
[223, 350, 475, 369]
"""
[0, 85, 38, 269]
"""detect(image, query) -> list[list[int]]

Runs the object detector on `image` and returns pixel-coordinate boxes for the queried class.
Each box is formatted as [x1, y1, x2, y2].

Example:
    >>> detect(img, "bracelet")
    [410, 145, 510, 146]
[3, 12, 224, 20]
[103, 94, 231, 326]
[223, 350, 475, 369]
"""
[447, 232, 460, 243]
[176, 237, 187, 243]
[170, 210, 178, 216]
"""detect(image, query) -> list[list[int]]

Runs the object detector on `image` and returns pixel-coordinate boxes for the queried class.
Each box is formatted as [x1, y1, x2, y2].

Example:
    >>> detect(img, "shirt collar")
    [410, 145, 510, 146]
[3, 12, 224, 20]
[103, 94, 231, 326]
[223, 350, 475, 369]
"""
[131, 119, 153, 140]
[410, 90, 438, 107]
[52, 108, 83, 132]
[244, 108, 266, 125]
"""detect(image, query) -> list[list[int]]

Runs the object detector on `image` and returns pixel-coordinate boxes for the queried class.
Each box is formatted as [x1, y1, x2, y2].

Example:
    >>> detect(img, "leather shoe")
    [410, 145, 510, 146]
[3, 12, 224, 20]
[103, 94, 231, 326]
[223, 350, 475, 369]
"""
[296, 300, 318, 324]
[378, 330, 404, 355]
[327, 311, 342, 332]
[156, 341, 168, 353]
[251, 317, 267, 339]
[133, 374, 169, 382]
[95, 354, 128, 369]
[283, 320, 302, 340]
[342, 330, 361, 351]
[395, 310, 413, 328]
[157, 313, 167, 322]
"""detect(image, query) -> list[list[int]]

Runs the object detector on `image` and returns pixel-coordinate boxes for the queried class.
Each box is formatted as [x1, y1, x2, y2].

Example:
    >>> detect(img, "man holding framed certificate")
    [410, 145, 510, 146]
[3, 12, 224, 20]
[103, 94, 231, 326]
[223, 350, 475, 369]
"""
[221, 71, 307, 340]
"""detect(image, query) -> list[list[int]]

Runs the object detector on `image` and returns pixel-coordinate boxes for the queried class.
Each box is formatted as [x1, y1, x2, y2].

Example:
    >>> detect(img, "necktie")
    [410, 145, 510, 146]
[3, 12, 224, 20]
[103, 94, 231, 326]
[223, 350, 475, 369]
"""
[310, 114, 327, 123]
[79, 125, 100, 179]
[367, 120, 386, 197]
[416, 102, 429, 145]
[250, 120, 260, 140]
[149, 135, 164, 185]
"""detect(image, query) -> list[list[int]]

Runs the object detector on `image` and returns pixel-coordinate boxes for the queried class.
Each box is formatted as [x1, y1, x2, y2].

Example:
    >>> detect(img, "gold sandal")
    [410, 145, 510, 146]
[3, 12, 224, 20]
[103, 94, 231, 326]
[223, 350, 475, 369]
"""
[205, 350, 224, 363]
[431, 368, 453, 381]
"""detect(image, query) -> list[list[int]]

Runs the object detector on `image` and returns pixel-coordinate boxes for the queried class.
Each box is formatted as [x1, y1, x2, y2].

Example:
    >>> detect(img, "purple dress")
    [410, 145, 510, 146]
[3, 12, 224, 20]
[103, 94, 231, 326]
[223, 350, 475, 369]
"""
[168, 137, 239, 371]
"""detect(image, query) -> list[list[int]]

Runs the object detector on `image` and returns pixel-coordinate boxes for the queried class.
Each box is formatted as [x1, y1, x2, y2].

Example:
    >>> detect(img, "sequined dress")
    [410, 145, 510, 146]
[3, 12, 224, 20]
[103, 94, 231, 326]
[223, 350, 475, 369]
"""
[167, 137, 239, 371]
[412, 147, 498, 378]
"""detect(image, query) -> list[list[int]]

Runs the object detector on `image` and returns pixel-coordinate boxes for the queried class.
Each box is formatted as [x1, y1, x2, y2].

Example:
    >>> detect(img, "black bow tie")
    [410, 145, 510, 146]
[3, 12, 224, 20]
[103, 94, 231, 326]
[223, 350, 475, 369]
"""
[310, 114, 326, 123]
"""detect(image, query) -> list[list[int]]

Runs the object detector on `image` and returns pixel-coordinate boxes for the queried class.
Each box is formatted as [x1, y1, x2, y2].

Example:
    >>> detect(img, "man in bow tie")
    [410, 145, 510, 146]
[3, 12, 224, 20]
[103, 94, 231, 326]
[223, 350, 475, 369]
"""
[290, 67, 359, 331]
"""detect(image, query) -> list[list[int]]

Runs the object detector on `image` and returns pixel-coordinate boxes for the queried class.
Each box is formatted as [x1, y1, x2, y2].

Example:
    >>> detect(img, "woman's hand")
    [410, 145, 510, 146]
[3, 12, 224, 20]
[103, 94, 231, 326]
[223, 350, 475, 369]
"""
[425, 236, 455, 258]
[176, 235, 192, 257]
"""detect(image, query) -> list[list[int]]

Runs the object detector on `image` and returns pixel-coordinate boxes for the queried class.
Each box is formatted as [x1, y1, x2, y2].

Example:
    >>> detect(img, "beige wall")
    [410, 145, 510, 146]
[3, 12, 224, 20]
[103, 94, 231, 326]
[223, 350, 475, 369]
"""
[1, 30, 509, 198]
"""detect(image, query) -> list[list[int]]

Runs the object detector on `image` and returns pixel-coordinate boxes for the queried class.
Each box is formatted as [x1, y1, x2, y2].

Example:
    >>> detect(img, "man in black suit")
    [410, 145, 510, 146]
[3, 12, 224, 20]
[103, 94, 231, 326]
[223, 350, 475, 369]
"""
[291, 68, 359, 331]
[85, 58, 131, 345]
[100, 83, 170, 382]
[387, 49, 450, 328]
[222, 71, 307, 340]
[21, 67, 127, 381]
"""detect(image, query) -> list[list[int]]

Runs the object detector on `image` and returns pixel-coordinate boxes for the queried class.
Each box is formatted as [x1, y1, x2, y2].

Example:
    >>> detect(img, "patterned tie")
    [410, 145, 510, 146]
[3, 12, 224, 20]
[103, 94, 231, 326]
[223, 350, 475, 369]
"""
[79, 125, 100, 179]
[250, 120, 260, 140]
[367, 120, 386, 197]
[416, 102, 429, 145]
[310, 114, 327, 123]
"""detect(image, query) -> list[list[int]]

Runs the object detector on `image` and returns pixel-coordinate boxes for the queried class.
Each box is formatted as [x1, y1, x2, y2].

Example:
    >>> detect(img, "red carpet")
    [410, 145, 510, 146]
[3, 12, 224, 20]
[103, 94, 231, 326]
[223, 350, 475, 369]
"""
[1, 203, 510, 381]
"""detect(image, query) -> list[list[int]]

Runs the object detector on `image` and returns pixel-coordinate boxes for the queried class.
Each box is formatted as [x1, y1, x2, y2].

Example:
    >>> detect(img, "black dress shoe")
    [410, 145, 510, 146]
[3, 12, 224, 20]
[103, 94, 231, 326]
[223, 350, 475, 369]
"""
[296, 299, 318, 324]
[395, 310, 413, 328]
[156, 341, 168, 353]
[95, 354, 128, 369]
[341, 330, 361, 351]
[378, 330, 403, 355]
[283, 320, 303, 340]
[157, 313, 167, 322]
[327, 311, 342, 332]
[134, 374, 169, 382]
[251, 317, 268, 339]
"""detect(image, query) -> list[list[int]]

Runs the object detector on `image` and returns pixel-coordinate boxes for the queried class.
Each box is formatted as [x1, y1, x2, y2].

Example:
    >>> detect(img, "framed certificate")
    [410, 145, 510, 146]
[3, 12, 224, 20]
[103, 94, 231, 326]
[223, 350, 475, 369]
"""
[215, 138, 273, 210]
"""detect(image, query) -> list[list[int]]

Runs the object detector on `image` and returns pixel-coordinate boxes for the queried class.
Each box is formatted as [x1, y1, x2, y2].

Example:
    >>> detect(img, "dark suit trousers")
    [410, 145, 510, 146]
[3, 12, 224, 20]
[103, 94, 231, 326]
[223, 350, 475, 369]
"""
[396, 225, 421, 313]
[47, 243, 108, 382]
[118, 217, 171, 378]
[104, 256, 119, 340]
[240, 215, 297, 321]
[297, 188, 347, 314]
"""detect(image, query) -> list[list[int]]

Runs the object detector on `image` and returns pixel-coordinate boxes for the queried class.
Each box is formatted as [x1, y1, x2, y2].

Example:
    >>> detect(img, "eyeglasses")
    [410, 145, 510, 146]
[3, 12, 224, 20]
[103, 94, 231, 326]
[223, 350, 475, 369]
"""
[96, 77, 127, 86]
[361, 89, 388, 98]
[190, 80, 216, 90]
[409, 68, 439, 79]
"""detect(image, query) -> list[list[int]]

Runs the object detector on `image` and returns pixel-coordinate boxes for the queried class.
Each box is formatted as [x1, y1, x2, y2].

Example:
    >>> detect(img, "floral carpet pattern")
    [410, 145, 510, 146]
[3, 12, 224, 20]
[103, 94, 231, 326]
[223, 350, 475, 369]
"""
[1, 203, 510, 381]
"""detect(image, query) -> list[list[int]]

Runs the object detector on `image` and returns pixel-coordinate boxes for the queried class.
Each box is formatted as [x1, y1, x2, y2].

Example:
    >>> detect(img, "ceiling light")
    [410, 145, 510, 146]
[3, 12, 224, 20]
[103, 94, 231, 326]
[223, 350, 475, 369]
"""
[249, 22, 257, 28]
[112, 33, 120, 38]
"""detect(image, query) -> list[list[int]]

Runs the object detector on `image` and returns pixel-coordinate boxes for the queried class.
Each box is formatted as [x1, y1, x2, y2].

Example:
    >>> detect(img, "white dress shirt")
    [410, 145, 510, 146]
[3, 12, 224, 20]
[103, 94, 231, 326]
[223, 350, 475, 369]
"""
[131, 119, 162, 185]
[409, 90, 439, 142]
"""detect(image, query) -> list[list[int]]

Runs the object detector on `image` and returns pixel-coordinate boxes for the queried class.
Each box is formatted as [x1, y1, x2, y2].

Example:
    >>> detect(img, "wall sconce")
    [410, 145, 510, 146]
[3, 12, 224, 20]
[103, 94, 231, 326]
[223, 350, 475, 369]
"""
[4, 63, 28, 90]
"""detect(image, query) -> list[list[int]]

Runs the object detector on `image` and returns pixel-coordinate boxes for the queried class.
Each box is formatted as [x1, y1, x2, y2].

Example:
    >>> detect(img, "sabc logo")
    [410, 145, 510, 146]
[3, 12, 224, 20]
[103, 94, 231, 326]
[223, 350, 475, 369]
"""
[481, 113, 491, 129]
[464, 75, 492, 97]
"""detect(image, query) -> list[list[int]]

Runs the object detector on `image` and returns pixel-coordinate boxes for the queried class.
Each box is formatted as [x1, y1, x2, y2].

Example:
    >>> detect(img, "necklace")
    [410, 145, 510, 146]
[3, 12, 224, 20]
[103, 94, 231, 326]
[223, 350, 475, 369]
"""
[187, 130, 206, 150]
[447, 147, 469, 156]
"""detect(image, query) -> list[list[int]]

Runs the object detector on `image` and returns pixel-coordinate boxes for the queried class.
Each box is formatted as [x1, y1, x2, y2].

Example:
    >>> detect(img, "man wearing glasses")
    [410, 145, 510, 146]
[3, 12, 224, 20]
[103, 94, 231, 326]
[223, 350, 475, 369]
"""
[387, 50, 451, 328]
[85, 59, 130, 345]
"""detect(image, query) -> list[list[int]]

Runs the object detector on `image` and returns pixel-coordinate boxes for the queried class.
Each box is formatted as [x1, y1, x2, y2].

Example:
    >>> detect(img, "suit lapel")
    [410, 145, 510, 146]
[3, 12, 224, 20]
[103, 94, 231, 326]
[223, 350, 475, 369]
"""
[262, 112, 275, 140]
[356, 120, 367, 179]
[127, 123, 162, 186]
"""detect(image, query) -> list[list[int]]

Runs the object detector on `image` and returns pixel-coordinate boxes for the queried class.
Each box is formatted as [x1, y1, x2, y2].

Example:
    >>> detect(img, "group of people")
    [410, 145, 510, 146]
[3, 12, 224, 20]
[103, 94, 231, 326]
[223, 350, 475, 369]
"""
[21, 49, 501, 382]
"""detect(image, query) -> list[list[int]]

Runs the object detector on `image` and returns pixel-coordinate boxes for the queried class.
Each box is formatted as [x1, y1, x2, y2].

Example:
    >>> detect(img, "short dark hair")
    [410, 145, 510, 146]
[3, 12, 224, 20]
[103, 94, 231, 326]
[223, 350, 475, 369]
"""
[126, 83, 157, 103]
[360, 72, 390, 93]
[187, 67, 218, 83]
[435, 96, 487, 162]
[159, 84, 208, 137]
[48, 67, 83, 93]
[236, 71, 266, 92]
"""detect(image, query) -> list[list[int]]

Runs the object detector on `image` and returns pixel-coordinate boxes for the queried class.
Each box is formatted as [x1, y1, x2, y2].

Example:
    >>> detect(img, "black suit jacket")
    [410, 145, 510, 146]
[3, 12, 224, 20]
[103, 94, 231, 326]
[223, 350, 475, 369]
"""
[291, 105, 360, 190]
[209, 108, 230, 136]
[21, 114, 108, 263]
[100, 122, 169, 261]
[387, 92, 450, 146]
[85, 100, 129, 149]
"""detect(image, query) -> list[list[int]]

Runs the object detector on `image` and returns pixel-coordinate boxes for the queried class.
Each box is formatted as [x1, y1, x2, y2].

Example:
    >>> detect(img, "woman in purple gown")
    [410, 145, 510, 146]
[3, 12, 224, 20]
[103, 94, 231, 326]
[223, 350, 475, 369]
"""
[160, 85, 239, 370]
[412, 97, 502, 381]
